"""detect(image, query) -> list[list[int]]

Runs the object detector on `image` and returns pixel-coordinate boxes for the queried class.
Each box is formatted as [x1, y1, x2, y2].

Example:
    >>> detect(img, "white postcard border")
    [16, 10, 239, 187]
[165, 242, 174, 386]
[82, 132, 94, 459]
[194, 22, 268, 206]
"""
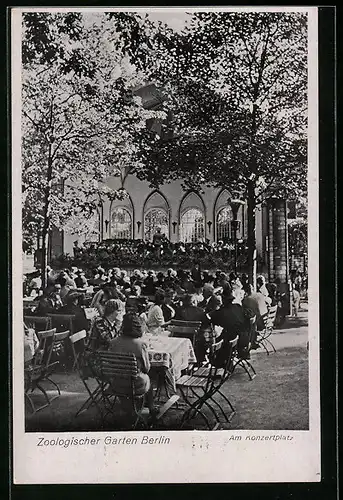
[12, 6, 320, 484]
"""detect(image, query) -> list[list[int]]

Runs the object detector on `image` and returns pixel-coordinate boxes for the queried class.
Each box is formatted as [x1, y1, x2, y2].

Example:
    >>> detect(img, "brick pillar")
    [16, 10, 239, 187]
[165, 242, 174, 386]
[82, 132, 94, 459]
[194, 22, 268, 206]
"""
[267, 198, 289, 283]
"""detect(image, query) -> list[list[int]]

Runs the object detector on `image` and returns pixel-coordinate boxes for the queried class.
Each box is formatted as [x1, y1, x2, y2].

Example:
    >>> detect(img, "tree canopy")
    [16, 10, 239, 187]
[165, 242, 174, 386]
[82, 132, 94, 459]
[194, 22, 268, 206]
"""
[22, 12, 164, 251]
[143, 11, 307, 203]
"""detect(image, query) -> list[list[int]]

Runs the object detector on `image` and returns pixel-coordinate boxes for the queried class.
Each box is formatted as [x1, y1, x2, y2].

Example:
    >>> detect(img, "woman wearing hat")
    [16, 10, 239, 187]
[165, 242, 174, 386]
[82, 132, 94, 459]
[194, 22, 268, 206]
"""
[109, 313, 157, 419]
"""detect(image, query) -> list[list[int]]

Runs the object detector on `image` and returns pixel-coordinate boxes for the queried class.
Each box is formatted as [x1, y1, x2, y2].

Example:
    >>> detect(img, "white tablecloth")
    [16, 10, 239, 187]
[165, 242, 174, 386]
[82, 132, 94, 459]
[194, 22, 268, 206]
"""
[144, 335, 197, 387]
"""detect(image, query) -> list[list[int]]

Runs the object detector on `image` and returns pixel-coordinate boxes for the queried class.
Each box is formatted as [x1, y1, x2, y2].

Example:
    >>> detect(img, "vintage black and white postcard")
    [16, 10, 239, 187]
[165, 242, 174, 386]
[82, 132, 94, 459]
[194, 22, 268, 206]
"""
[12, 6, 321, 484]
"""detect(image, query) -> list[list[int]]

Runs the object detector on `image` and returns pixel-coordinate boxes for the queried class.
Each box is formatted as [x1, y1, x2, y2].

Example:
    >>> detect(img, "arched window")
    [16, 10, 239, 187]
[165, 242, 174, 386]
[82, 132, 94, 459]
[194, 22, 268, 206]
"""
[143, 191, 170, 241]
[144, 208, 169, 242]
[180, 208, 205, 243]
[111, 207, 132, 239]
[216, 206, 234, 241]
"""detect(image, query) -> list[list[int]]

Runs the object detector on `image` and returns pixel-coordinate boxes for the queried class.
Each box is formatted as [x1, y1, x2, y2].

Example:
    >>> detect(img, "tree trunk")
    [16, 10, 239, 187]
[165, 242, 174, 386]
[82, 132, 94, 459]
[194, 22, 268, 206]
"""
[247, 179, 257, 286]
[41, 144, 53, 289]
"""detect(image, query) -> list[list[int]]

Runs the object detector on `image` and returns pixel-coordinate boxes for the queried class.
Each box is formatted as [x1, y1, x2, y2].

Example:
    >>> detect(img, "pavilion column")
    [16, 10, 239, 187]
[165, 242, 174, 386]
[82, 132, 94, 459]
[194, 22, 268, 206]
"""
[267, 198, 289, 283]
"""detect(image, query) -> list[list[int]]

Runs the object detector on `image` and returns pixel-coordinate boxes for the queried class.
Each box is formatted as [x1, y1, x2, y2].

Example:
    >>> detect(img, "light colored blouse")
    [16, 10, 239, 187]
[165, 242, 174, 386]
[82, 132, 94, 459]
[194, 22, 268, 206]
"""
[146, 304, 165, 334]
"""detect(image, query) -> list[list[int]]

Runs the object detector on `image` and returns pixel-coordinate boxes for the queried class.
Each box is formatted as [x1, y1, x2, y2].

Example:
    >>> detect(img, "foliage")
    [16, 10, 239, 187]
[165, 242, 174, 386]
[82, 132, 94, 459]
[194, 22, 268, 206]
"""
[288, 217, 307, 255]
[21, 12, 165, 251]
[137, 11, 308, 282]
[143, 11, 307, 200]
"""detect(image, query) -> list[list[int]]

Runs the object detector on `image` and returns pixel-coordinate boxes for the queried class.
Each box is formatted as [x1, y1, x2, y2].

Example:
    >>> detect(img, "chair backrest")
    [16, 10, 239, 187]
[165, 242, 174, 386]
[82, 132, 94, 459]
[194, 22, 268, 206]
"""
[207, 336, 238, 387]
[170, 319, 202, 329]
[96, 351, 139, 397]
[32, 328, 56, 368]
[248, 315, 257, 343]
[223, 336, 238, 378]
[69, 330, 87, 371]
[54, 330, 70, 342]
[24, 316, 52, 333]
[168, 325, 199, 345]
[47, 314, 75, 334]
[265, 305, 278, 330]
[209, 338, 224, 356]
[70, 329, 87, 344]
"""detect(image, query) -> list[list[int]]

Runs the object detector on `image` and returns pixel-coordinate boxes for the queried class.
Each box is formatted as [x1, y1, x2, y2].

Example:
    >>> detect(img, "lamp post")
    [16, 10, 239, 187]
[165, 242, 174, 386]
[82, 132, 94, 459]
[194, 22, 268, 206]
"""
[229, 199, 244, 274]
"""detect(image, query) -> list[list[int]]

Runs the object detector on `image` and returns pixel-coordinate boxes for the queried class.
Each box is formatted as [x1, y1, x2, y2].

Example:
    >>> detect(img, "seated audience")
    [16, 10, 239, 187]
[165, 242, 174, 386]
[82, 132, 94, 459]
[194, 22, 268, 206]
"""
[143, 272, 157, 296]
[24, 323, 39, 364]
[242, 283, 270, 331]
[35, 284, 63, 315]
[146, 290, 166, 335]
[87, 299, 122, 352]
[75, 270, 88, 289]
[58, 269, 77, 289]
[256, 275, 270, 298]
[175, 294, 209, 325]
[191, 262, 202, 284]
[198, 283, 222, 314]
[57, 291, 89, 333]
[56, 276, 72, 304]
[161, 289, 177, 323]
[210, 287, 251, 363]
[90, 285, 117, 317]
[109, 313, 157, 419]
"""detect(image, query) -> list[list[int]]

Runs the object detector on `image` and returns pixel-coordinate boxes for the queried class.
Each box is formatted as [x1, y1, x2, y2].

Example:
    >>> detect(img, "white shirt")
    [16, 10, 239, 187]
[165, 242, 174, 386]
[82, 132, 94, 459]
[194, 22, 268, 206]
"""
[24, 327, 39, 363]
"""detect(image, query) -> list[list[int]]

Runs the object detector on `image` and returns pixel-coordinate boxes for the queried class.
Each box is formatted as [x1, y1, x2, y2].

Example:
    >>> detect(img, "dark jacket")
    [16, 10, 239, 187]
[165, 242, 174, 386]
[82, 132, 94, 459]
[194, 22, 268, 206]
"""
[210, 303, 250, 365]
[175, 305, 210, 327]
[58, 304, 89, 333]
[210, 304, 249, 340]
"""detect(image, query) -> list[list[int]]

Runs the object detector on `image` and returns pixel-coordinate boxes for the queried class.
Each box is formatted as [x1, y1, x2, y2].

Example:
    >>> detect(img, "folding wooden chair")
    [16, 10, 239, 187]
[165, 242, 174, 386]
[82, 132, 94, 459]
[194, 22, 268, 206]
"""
[49, 330, 70, 369]
[24, 316, 52, 335]
[256, 305, 278, 355]
[47, 314, 75, 368]
[169, 320, 204, 370]
[94, 351, 149, 430]
[69, 330, 87, 371]
[176, 336, 238, 429]
[47, 314, 75, 334]
[74, 349, 104, 420]
[25, 328, 62, 413]
[168, 324, 200, 347]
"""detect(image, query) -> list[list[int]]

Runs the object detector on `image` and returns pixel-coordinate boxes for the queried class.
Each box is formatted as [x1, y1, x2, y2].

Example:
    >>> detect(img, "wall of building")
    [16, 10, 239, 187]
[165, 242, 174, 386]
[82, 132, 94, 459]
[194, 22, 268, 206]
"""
[63, 175, 268, 258]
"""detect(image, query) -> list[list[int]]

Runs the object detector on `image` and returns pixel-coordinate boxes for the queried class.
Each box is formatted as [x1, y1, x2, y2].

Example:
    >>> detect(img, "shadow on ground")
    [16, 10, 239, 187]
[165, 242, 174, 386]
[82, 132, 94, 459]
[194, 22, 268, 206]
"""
[25, 342, 309, 432]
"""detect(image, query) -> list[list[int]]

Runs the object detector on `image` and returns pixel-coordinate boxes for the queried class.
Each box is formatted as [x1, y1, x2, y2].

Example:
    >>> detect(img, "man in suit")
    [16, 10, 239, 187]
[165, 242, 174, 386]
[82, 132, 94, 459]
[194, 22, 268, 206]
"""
[175, 294, 211, 364]
[198, 284, 222, 314]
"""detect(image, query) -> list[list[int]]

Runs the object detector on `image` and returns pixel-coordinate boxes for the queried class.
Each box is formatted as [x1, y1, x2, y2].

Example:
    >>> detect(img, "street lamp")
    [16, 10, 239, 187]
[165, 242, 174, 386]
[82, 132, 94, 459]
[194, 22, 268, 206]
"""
[229, 198, 245, 274]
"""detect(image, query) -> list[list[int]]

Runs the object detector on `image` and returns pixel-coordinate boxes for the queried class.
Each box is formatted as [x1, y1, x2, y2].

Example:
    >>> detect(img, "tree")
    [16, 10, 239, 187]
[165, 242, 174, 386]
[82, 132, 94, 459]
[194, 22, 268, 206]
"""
[22, 12, 164, 285]
[141, 11, 307, 283]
